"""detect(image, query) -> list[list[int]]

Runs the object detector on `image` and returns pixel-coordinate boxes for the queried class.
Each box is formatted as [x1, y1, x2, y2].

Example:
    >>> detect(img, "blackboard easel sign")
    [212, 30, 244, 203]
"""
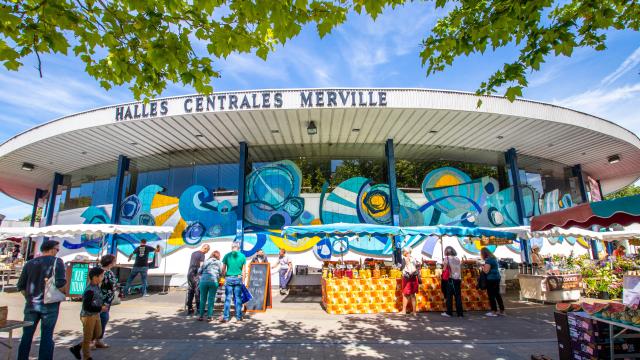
[245, 262, 272, 312]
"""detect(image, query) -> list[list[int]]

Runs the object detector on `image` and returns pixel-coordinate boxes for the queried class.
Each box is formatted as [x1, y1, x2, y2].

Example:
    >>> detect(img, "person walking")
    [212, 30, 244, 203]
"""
[96, 254, 117, 348]
[69, 267, 108, 360]
[198, 250, 223, 322]
[221, 242, 246, 322]
[251, 249, 268, 263]
[441, 246, 463, 318]
[123, 239, 159, 297]
[16, 240, 67, 360]
[277, 249, 293, 295]
[481, 247, 505, 317]
[186, 244, 210, 315]
[401, 247, 420, 315]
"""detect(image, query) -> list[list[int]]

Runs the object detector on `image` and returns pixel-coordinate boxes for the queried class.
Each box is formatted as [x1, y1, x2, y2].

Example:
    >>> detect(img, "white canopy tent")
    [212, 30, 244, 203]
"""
[0, 224, 174, 238]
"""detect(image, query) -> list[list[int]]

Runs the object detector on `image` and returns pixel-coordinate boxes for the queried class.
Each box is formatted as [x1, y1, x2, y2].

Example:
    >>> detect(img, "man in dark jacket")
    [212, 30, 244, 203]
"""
[17, 240, 67, 360]
[186, 244, 209, 315]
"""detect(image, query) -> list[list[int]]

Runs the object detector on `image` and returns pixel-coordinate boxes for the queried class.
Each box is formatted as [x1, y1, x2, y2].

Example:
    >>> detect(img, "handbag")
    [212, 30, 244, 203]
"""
[442, 259, 451, 281]
[476, 271, 488, 290]
[44, 258, 66, 304]
[240, 284, 253, 304]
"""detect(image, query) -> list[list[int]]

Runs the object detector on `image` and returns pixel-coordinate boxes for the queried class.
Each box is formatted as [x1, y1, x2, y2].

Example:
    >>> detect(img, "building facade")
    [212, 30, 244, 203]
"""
[1, 89, 639, 282]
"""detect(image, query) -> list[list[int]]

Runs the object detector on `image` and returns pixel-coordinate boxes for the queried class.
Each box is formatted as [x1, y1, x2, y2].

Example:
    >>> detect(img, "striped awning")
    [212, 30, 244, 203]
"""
[531, 194, 640, 231]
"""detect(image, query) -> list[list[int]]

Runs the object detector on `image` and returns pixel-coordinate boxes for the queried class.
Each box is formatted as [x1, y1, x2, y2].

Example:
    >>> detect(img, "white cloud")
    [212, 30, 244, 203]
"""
[553, 82, 640, 133]
[602, 46, 640, 86]
[555, 82, 640, 112]
[220, 53, 291, 86]
[0, 72, 125, 117]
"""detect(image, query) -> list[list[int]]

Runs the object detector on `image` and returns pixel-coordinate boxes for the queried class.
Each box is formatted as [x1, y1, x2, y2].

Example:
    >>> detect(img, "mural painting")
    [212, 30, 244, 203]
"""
[62, 161, 582, 259]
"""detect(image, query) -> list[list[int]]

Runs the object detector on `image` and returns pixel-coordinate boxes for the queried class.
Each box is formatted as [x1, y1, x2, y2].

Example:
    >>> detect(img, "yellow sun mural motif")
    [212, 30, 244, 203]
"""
[434, 173, 464, 188]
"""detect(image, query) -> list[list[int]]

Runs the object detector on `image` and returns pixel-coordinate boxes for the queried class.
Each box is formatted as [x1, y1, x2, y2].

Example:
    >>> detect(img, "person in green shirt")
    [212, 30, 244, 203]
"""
[221, 242, 247, 322]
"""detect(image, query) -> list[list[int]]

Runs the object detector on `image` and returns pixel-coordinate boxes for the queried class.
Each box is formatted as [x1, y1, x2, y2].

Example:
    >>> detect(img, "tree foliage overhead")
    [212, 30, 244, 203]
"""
[604, 185, 640, 200]
[422, 0, 640, 102]
[1, 0, 637, 100]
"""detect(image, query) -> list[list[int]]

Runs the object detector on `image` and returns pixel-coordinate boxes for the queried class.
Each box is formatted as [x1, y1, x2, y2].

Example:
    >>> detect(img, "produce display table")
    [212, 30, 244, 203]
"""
[518, 273, 581, 303]
[573, 311, 640, 359]
[321, 273, 489, 315]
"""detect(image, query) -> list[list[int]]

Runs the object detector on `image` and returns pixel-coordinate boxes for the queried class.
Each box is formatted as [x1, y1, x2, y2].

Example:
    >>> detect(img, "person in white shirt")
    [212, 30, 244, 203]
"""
[277, 249, 293, 295]
[442, 246, 463, 317]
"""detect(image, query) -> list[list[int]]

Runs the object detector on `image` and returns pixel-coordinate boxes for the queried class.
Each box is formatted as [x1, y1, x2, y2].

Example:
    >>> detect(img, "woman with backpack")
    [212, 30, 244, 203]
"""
[441, 246, 463, 317]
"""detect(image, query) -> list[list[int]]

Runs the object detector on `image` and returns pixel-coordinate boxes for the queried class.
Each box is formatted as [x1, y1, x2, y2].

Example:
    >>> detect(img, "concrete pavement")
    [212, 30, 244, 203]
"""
[0, 290, 558, 359]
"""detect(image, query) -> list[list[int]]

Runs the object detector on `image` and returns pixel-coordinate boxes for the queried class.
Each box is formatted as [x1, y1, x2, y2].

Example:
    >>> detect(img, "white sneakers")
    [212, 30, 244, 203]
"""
[441, 312, 451, 317]
[485, 312, 498, 317]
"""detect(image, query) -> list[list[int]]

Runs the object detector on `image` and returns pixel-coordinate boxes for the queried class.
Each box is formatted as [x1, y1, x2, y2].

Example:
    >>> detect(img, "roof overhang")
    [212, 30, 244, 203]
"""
[1, 88, 639, 203]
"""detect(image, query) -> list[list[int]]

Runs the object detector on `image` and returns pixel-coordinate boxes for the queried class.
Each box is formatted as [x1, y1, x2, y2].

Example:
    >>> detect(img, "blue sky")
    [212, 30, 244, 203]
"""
[1, 2, 639, 220]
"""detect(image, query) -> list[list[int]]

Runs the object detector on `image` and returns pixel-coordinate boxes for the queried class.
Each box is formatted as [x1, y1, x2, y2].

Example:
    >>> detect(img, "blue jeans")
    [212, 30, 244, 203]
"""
[124, 266, 149, 295]
[223, 276, 243, 320]
[17, 302, 60, 360]
[99, 307, 109, 339]
[199, 280, 219, 318]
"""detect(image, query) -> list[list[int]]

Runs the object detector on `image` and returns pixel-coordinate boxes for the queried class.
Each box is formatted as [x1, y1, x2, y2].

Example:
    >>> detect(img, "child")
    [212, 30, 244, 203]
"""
[70, 267, 107, 360]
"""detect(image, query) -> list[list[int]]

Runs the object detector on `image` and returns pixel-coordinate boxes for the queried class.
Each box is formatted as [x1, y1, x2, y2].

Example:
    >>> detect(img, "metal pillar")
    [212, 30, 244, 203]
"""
[42, 173, 63, 244]
[505, 148, 528, 265]
[385, 139, 401, 264]
[572, 164, 598, 258]
[108, 155, 130, 255]
[26, 188, 45, 259]
[591, 240, 600, 260]
[572, 164, 588, 204]
[44, 173, 63, 226]
[236, 142, 248, 249]
[505, 148, 525, 225]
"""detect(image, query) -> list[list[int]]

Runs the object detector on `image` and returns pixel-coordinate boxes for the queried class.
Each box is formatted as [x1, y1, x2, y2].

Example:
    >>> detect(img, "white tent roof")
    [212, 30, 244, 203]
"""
[600, 230, 640, 242]
[496, 226, 640, 242]
[0, 224, 174, 238]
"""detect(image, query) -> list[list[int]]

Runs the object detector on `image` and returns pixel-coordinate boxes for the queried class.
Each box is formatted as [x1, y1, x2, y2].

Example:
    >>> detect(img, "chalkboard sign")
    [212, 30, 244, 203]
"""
[245, 263, 272, 312]
[69, 263, 90, 295]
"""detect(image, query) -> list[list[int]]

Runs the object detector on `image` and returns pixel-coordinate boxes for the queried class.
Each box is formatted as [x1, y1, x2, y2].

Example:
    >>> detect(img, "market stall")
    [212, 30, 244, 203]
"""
[284, 224, 517, 314]
[510, 227, 603, 303]
[0, 224, 174, 297]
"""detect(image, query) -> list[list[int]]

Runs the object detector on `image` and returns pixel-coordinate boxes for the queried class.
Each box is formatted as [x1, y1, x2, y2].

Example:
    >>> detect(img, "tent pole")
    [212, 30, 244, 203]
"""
[159, 234, 168, 295]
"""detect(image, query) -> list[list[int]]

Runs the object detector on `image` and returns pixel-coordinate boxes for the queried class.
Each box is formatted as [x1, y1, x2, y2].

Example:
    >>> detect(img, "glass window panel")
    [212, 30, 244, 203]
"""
[168, 166, 194, 197]
[218, 164, 239, 191]
[194, 164, 219, 190]
[91, 180, 109, 206]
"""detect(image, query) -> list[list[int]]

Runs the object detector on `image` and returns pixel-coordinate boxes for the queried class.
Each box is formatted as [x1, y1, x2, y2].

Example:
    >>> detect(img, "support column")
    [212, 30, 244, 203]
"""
[572, 164, 588, 204]
[505, 148, 529, 265]
[572, 164, 598, 259]
[108, 155, 130, 255]
[505, 148, 525, 226]
[42, 173, 63, 245]
[44, 173, 63, 226]
[591, 240, 600, 260]
[385, 139, 401, 264]
[236, 142, 248, 249]
[26, 188, 45, 259]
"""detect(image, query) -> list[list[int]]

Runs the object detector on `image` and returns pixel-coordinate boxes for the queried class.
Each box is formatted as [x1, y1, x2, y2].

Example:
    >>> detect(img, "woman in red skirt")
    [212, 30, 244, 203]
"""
[401, 247, 420, 315]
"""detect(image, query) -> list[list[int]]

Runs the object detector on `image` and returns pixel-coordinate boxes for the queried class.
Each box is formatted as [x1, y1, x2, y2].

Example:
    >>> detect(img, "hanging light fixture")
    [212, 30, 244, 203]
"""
[307, 121, 318, 135]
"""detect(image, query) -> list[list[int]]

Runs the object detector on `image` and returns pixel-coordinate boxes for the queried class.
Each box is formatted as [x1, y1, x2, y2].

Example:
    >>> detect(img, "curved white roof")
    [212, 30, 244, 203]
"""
[1, 88, 639, 203]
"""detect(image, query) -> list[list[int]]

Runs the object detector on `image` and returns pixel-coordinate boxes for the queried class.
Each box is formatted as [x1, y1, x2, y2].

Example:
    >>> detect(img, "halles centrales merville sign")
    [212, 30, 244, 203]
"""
[114, 90, 388, 121]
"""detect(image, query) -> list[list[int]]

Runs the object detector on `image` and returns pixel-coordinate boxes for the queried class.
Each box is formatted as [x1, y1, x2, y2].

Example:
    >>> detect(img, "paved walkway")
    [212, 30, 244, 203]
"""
[0, 290, 558, 359]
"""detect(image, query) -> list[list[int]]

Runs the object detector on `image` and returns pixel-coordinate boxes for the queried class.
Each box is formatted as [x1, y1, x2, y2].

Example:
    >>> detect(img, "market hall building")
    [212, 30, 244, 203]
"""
[1, 88, 639, 283]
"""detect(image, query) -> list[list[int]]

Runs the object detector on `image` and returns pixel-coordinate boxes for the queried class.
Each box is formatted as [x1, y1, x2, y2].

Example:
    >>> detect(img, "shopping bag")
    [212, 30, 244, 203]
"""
[240, 284, 253, 304]
[44, 259, 66, 304]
